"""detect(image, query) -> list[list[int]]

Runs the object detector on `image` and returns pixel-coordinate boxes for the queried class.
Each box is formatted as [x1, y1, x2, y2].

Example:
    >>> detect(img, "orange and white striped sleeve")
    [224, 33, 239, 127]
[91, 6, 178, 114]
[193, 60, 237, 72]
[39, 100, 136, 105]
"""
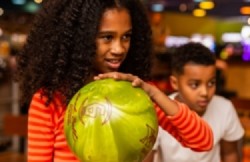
[155, 101, 213, 152]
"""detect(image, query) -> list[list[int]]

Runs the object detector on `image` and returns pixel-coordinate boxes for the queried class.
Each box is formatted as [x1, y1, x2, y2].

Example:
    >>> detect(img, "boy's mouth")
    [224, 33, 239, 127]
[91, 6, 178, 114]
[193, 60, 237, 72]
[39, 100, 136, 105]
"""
[197, 100, 209, 108]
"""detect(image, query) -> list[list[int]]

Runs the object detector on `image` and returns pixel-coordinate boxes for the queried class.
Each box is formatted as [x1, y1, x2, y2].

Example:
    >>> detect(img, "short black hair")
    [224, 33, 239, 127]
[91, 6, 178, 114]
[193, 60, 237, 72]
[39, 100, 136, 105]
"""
[171, 42, 216, 75]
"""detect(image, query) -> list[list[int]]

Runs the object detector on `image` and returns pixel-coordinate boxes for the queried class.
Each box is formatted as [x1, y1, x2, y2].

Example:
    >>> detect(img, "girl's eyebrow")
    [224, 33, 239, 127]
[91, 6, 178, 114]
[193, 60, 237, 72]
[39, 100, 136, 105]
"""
[98, 28, 132, 35]
[126, 29, 132, 33]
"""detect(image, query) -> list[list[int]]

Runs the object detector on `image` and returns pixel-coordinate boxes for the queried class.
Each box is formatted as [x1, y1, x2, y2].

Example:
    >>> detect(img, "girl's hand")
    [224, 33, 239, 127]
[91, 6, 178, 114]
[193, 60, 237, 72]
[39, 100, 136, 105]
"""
[94, 72, 144, 87]
[94, 72, 156, 98]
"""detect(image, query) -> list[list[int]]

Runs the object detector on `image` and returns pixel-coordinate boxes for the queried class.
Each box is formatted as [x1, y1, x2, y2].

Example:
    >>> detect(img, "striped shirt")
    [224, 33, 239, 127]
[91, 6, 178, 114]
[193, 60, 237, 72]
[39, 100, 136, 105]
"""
[27, 89, 213, 162]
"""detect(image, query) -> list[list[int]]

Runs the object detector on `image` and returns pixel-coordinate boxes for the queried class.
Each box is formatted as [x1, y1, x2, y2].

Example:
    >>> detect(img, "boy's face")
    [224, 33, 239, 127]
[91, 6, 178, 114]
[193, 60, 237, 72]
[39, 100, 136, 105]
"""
[95, 8, 132, 73]
[170, 64, 216, 116]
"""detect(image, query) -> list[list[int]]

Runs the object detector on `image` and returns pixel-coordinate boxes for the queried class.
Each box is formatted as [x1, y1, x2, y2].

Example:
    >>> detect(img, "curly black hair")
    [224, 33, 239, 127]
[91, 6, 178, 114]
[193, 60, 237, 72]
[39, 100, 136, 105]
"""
[16, 0, 152, 106]
[171, 42, 216, 75]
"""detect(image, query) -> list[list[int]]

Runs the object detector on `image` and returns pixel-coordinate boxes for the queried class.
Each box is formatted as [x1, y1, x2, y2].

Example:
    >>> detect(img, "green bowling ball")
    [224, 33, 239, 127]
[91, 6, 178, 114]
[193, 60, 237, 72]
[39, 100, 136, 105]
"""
[64, 79, 158, 162]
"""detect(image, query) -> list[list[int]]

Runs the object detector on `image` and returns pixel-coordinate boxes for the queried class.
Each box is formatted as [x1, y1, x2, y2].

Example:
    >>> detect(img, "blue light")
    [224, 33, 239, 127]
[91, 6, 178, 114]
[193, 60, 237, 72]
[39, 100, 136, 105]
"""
[11, 0, 26, 5]
[193, 0, 203, 2]
[151, 4, 164, 12]
[22, 1, 40, 13]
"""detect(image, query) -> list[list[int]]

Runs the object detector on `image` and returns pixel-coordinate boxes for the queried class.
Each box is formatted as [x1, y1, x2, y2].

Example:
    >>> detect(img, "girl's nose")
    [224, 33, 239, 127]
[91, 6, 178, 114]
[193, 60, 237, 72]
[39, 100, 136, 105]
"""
[111, 41, 125, 55]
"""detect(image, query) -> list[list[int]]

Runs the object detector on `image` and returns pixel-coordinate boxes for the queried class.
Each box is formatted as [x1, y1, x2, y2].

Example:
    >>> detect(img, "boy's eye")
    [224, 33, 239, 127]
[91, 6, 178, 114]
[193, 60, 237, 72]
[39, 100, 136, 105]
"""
[208, 80, 216, 87]
[189, 82, 199, 89]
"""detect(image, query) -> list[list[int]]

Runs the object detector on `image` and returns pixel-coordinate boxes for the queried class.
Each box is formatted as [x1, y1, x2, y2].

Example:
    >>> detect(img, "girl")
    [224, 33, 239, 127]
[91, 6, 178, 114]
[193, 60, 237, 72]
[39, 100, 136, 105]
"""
[16, 0, 213, 161]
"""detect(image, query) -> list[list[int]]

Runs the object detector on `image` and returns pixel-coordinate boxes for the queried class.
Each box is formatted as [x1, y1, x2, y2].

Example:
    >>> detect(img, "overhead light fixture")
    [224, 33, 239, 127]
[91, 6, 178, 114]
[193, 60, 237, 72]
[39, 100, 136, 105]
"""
[248, 17, 250, 25]
[0, 28, 3, 36]
[241, 25, 250, 39]
[34, 0, 43, 4]
[165, 36, 189, 47]
[240, 6, 250, 15]
[11, 0, 26, 5]
[222, 33, 242, 43]
[199, 1, 215, 10]
[193, 9, 206, 17]
[193, 0, 204, 2]
[22, 1, 40, 13]
[0, 8, 4, 16]
[179, 3, 188, 12]
[151, 3, 164, 12]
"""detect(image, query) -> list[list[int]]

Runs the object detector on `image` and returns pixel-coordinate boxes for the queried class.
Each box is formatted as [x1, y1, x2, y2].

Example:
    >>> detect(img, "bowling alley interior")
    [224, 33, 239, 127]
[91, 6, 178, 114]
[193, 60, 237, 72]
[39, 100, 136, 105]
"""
[1, 0, 250, 161]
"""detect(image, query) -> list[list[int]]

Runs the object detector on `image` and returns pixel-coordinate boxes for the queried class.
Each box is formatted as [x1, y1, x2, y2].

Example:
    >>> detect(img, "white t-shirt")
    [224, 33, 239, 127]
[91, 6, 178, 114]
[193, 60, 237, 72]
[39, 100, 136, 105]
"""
[153, 94, 244, 162]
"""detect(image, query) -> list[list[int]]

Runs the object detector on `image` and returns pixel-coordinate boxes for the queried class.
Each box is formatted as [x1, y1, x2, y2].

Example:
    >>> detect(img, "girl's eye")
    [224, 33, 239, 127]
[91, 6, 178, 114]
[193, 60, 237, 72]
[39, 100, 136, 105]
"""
[122, 33, 132, 41]
[100, 35, 113, 42]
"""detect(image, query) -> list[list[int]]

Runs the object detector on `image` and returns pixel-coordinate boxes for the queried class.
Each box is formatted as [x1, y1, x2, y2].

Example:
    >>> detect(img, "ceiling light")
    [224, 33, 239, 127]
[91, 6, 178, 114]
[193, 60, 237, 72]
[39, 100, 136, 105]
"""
[0, 8, 4, 16]
[241, 25, 250, 39]
[248, 18, 250, 25]
[0, 28, 3, 36]
[193, 9, 206, 17]
[193, 0, 204, 2]
[179, 3, 187, 12]
[240, 6, 250, 15]
[11, 0, 26, 5]
[22, 1, 40, 13]
[34, 0, 43, 4]
[199, 1, 215, 10]
[222, 33, 242, 43]
[151, 4, 164, 12]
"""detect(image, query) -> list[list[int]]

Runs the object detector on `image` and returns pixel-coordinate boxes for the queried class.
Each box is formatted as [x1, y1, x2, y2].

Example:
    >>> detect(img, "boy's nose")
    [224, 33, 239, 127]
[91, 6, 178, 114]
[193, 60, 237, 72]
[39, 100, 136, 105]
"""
[200, 86, 208, 96]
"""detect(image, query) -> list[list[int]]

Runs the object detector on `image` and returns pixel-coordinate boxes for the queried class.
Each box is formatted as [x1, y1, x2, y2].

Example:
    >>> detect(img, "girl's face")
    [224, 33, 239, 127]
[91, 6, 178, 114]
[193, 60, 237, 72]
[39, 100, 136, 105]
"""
[95, 8, 132, 73]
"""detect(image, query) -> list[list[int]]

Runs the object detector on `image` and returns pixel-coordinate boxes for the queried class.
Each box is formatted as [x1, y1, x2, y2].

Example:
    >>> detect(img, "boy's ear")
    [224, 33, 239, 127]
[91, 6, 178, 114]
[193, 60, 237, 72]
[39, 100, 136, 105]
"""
[170, 75, 179, 91]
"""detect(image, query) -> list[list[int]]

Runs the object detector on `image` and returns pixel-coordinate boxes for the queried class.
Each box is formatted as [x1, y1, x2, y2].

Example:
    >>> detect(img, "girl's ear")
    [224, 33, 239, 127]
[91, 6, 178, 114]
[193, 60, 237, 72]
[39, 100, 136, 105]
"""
[170, 75, 179, 91]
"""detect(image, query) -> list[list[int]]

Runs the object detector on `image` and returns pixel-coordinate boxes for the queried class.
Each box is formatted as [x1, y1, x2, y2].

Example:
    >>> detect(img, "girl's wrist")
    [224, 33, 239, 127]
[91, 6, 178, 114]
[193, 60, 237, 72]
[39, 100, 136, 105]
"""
[144, 83, 161, 101]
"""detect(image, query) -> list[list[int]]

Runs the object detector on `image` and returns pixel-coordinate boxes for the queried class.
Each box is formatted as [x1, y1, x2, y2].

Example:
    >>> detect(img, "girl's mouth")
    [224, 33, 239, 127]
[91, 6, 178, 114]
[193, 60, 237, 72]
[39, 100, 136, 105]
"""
[106, 59, 122, 70]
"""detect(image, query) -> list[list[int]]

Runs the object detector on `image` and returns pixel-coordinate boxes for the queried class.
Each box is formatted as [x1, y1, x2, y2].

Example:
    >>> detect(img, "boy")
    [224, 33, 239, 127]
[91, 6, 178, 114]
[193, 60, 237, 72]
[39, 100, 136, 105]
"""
[150, 42, 244, 162]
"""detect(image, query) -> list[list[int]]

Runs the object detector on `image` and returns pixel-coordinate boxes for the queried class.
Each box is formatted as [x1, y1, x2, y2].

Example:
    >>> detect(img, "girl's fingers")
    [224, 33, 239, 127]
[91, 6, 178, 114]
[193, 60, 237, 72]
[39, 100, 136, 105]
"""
[94, 73, 117, 80]
[131, 77, 143, 87]
[94, 72, 154, 97]
[94, 72, 136, 82]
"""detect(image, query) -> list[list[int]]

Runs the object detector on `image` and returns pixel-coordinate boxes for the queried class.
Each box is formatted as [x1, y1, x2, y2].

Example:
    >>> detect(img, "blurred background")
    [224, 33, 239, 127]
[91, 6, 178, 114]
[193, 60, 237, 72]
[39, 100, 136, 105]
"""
[0, 0, 250, 161]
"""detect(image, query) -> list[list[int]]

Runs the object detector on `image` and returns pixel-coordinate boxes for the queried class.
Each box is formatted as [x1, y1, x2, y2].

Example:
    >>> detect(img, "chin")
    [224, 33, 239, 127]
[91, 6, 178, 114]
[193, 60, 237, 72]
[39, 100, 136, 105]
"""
[97, 68, 113, 74]
[197, 108, 207, 116]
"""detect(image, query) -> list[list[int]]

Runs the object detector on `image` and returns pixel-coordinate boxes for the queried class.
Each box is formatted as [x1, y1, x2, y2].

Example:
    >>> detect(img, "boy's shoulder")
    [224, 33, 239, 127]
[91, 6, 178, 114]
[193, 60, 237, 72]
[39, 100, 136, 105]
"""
[209, 95, 233, 107]
[206, 95, 236, 116]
